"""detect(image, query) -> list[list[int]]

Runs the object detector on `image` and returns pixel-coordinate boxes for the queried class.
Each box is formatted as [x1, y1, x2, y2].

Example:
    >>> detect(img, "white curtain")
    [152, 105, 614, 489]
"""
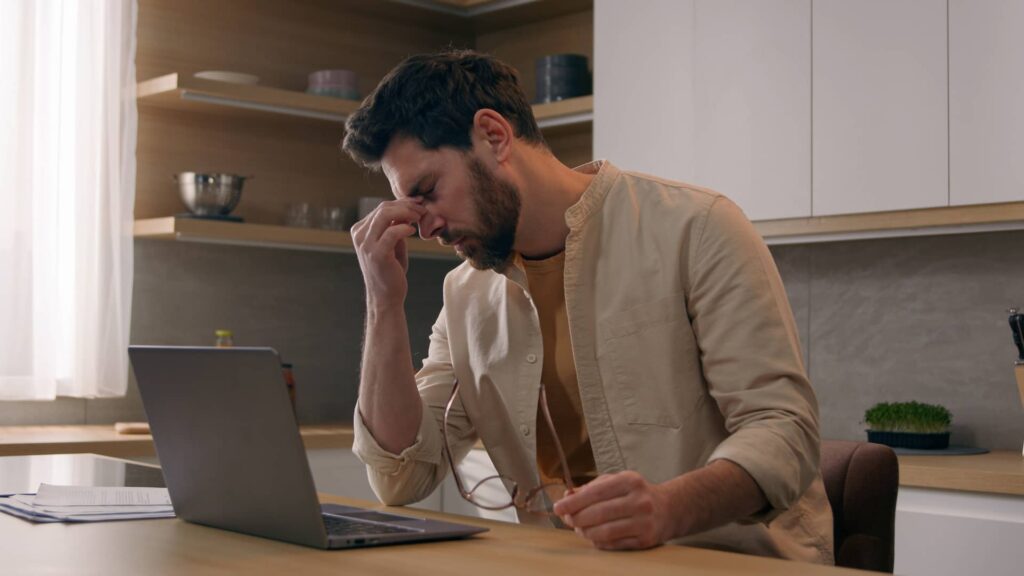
[0, 0, 137, 399]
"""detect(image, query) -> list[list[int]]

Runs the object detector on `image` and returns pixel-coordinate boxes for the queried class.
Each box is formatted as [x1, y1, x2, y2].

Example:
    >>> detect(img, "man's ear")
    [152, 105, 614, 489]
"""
[472, 109, 513, 163]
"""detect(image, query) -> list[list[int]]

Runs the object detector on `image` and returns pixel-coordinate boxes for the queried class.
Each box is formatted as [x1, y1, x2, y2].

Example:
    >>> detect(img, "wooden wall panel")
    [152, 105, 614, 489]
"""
[476, 9, 594, 168]
[475, 10, 594, 106]
[136, 0, 472, 223]
[137, 0, 471, 95]
[136, 108, 390, 224]
[135, 0, 592, 224]
[547, 127, 594, 170]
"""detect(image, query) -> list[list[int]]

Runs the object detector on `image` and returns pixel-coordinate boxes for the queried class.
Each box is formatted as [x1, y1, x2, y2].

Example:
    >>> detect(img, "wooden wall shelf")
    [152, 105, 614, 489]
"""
[138, 73, 593, 131]
[137, 200, 1024, 256]
[137, 73, 360, 123]
[134, 217, 458, 259]
[533, 95, 593, 130]
[755, 201, 1024, 245]
[898, 451, 1024, 497]
[0, 424, 354, 458]
[404, 0, 592, 31]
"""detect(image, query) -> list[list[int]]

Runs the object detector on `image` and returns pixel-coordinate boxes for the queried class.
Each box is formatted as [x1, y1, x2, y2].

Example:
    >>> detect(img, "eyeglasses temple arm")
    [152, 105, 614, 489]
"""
[443, 380, 472, 497]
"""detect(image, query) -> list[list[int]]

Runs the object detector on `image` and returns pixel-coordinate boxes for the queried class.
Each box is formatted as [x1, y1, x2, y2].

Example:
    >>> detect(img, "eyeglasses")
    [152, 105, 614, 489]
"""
[442, 379, 576, 515]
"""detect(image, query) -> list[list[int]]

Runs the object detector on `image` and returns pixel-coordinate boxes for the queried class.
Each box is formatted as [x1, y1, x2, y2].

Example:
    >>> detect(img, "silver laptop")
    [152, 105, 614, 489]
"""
[128, 345, 487, 549]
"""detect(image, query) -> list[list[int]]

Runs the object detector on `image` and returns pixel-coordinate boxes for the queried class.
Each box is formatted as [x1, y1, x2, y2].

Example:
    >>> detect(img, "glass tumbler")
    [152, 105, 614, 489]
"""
[285, 202, 315, 228]
[319, 206, 347, 231]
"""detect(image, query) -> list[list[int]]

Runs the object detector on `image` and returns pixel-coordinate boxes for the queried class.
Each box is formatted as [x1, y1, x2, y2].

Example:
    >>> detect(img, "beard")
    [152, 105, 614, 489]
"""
[441, 156, 522, 271]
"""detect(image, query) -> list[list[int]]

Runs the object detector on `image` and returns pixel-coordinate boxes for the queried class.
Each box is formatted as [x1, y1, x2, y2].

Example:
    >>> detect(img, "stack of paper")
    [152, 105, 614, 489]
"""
[0, 483, 176, 523]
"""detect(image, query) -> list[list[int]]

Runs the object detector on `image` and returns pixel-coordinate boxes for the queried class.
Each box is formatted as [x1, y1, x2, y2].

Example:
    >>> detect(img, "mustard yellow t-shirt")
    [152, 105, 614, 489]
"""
[522, 251, 598, 487]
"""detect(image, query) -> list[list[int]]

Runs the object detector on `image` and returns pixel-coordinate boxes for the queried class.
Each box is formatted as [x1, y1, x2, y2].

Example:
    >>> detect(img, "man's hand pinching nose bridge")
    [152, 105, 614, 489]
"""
[390, 218, 420, 237]
[397, 197, 426, 236]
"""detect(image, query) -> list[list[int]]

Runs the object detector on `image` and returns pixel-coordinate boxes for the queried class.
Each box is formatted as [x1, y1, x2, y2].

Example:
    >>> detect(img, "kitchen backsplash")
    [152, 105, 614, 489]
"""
[773, 229, 1024, 451]
[2, 231, 1023, 451]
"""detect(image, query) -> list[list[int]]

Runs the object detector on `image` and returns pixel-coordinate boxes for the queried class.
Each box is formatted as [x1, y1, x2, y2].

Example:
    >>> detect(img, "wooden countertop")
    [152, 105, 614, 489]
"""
[897, 450, 1024, 496]
[0, 424, 353, 458]
[3, 426, 1021, 496]
[1, 491, 873, 576]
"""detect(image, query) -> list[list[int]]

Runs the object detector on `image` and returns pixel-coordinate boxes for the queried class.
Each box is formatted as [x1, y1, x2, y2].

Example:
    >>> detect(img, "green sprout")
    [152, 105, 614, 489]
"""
[864, 401, 952, 434]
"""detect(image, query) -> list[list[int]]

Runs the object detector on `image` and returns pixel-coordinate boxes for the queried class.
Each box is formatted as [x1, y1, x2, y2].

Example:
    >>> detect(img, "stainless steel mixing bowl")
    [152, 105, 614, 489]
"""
[175, 172, 248, 216]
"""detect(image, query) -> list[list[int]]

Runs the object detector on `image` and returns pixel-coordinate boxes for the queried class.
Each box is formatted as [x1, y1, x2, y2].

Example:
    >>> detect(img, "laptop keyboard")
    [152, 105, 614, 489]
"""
[322, 514, 417, 536]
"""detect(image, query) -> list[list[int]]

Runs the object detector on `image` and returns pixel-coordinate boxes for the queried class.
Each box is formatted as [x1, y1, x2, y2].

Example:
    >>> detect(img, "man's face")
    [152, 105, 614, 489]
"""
[381, 136, 521, 271]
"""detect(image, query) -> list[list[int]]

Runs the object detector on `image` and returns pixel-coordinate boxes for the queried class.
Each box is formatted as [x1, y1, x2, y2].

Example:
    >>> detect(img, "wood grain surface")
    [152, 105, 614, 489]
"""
[0, 425, 353, 458]
[0, 491, 873, 576]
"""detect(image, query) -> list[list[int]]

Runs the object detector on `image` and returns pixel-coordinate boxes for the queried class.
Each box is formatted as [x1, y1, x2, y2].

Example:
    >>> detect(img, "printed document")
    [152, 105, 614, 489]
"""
[0, 483, 175, 523]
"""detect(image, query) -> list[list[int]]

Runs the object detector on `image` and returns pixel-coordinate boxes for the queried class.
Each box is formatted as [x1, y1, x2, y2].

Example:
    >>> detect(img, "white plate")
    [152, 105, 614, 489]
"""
[194, 71, 260, 85]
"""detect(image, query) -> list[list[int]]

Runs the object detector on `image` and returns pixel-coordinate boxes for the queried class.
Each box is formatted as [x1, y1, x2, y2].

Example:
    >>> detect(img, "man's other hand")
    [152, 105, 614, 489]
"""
[552, 470, 680, 550]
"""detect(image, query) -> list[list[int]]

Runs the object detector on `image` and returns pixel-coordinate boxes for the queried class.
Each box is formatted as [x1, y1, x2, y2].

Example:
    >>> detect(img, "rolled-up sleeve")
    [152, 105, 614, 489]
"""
[687, 196, 821, 523]
[351, 306, 478, 505]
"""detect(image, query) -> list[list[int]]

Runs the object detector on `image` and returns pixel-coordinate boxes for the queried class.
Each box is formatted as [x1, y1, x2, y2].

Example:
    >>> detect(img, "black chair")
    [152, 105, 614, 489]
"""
[820, 440, 899, 572]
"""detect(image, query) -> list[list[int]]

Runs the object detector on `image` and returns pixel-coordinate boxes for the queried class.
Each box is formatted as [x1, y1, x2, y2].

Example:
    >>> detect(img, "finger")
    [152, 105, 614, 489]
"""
[554, 473, 636, 517]
[360, 201, 426, 242]
[358, 195, 422, 219]
[350, 215, 368, 242]
[384, 197, 426, 220]
[379, 197, 427, 218]
[353, 201, 407, 244]
[578, 515, 663, 551]
[370, 200, 425, 226]
[375, 223, 417, 256]
[567, 493, 643, 530]
[357, 214, 414, 254]
[577, 516, 639, 546]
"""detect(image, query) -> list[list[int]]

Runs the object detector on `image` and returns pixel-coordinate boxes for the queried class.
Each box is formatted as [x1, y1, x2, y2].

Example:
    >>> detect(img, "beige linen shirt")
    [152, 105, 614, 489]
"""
[353, 161, 834, 564]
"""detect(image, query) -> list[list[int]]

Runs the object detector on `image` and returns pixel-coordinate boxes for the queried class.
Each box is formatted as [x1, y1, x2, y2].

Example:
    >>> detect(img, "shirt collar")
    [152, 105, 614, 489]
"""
[496, 159, 619, 285]
[564, 160, 619, 231]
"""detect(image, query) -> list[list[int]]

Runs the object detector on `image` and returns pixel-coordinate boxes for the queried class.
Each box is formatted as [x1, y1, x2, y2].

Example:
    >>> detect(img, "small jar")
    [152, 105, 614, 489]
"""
[214, 329, 234, 347]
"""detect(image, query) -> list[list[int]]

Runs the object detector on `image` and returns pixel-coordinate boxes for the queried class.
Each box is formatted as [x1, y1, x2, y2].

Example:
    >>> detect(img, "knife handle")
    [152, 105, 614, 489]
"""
[1015, 364, 1024, 409]
[1011, 312, 1024, 361]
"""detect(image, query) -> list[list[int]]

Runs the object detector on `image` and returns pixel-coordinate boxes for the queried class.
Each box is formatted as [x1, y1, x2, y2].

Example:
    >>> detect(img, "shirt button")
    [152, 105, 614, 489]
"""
[520, 425, 531, 436]
[526, 353, 537, 364]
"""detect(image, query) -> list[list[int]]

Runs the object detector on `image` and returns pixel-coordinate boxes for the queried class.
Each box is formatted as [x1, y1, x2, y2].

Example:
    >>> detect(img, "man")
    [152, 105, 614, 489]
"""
[343, 50, 833, 564]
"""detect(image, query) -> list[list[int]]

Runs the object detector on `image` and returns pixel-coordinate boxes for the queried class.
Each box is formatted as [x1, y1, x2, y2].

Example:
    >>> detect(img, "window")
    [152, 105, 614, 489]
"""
[0, 0, 137, 399]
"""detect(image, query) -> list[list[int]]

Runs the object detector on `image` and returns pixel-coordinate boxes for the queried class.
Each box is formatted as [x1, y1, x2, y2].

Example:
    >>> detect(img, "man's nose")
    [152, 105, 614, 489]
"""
[418, 210, 444, 240]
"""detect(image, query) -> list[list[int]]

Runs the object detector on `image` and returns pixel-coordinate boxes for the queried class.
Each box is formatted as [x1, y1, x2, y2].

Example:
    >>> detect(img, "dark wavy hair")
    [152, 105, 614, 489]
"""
[342, 50, 546, 169]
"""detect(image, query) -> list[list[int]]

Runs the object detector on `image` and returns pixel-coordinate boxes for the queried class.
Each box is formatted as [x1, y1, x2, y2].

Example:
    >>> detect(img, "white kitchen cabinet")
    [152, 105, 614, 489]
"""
[895, 487, 1024, 576]
[595, 0, 811, 221]
[812, 0, 947, 216]
[949, 0, 1024, 206]
[594, 0, 696, 184]
[693, 0, 811, 221]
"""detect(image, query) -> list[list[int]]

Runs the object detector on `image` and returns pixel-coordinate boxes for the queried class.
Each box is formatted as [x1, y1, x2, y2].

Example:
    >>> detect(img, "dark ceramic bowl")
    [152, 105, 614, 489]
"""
[535, 53, 591, 103]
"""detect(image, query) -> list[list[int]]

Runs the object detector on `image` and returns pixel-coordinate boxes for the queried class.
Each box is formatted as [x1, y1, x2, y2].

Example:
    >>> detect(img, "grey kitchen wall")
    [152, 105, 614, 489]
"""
[772, 230, 1024, 451]
[2, 230, 1022, 451]
[0, 239, 456, 427]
